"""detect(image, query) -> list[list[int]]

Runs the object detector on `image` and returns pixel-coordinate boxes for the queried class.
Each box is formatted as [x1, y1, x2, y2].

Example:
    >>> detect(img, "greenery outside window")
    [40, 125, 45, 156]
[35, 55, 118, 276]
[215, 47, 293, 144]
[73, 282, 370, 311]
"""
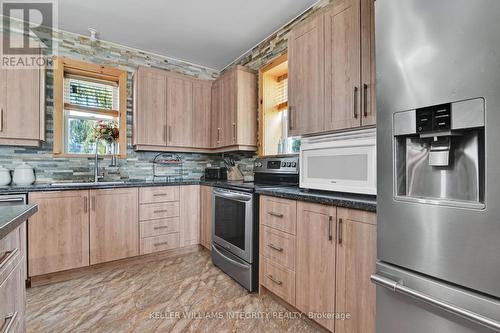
[53, 57, 127, 157]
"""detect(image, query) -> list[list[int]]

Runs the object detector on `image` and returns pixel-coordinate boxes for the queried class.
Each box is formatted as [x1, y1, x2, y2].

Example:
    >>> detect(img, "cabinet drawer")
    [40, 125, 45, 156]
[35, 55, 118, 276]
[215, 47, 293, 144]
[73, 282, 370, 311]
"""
[140, 233, 180, 255]
[139, 202, 179, 221]
[139, 186, 179, 204]
[260, 196, 297, 235]
[260, 256, 295, 305]
[0, 263, 24, 333]
[261, 226, 296, 271]
[0, 226, 22, 281]
[140, 218, 180, 238]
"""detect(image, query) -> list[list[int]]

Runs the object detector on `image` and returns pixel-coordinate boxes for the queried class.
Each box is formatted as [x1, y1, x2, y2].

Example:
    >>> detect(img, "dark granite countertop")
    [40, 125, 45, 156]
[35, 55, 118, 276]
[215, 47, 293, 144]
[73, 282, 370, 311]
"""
[0, 179, 202, 193]
[255, 186, 377, 212]
[0, 204, 38, 240]
[0, 179, 376, 212]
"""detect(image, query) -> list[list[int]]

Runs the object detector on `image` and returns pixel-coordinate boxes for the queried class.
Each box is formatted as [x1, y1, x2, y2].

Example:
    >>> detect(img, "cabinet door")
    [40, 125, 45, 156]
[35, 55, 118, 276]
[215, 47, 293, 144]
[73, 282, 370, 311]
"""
[28, 190, 89, 276]
[296, 201, 336, 332]
[200, 185, 213, 250]
[335, 208, 376, 333]
[220, 70, 236, 146]
[235, 68, 257, 146]
[211, 79, 222, 147]
[180, 185, 200, 246]
[167, 76, 193, 147]
[361, 0, 376, 126]
[324, 0, 362, 131]
[192, 81, 212, 148]
[90, 188, 138, 264]
[288, 14, 324, 136]
[0, 67, 40, 140]
[134, 68, 167, 146]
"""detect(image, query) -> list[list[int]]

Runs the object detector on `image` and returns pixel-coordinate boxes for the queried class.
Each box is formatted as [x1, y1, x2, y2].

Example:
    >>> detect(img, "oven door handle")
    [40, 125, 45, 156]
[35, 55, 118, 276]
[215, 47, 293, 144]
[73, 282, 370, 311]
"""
[213, 191, 252, 202]
[212, 243, 249, 269]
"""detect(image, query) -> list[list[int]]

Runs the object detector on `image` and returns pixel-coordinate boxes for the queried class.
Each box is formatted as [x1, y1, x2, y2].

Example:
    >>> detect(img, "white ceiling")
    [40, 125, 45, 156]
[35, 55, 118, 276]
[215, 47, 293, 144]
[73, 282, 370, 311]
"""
[58, 0, 319, 70]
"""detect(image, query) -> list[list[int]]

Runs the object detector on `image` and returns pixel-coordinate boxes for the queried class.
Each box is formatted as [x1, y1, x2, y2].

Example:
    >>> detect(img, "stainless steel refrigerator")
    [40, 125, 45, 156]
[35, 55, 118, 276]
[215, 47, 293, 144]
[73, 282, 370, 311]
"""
[374, 0, 500, 332]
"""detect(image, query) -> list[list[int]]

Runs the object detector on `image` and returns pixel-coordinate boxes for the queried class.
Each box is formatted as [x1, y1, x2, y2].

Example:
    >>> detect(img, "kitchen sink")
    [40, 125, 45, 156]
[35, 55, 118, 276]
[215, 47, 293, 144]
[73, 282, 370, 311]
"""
[50, 181, 125, 187]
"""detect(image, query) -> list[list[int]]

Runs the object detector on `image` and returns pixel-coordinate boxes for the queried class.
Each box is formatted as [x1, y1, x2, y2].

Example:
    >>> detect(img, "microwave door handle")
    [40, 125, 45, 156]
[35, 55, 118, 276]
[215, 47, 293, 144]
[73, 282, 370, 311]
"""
[0, 197, 25, 203]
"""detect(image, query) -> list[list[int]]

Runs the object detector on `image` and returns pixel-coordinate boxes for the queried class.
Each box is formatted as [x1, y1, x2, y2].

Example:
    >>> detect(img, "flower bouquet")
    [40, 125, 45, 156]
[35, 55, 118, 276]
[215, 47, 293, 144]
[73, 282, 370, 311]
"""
[91, 121, 119, 144]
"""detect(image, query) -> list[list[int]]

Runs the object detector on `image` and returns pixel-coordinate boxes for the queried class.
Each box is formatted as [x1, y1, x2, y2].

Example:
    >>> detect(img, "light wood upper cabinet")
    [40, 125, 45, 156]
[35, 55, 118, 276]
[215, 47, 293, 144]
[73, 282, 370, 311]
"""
[133, 67, 167, 147]
[296, 201, 337, 332]
[167, 76, 193, 147]
[212, 65, 257, 149]
[90, 188, 138, 265]
[0, 64, 45, 146]
[336, 208, 376, 333]
[192, 81, 212, 148]
[287, 0, 376, 136]
[179, 185, 200, 247]
[288, 14, 325, 136]
[360, 0, 376, 126]
[324, 0, 361, 131]
[28, 190, 90, 276]
[200, 185, 213, 250]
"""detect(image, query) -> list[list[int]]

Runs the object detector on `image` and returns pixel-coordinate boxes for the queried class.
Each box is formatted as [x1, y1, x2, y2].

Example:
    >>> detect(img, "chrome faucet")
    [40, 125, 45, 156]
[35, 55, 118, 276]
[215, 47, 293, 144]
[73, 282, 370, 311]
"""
[94, 139, 103, 183]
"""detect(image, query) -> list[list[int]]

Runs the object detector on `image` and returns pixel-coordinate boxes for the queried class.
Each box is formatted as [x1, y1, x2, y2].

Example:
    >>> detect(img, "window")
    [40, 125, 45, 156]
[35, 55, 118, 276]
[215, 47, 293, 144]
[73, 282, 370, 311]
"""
[53, 58, 127, 157]
[259, 54, 300, 156]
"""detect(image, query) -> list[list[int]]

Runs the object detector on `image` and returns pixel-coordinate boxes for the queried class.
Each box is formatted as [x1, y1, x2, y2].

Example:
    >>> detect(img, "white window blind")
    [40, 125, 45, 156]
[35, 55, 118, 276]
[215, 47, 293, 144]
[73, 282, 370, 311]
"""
[64, 75, 119, 111]
[275, 74, 288, 111]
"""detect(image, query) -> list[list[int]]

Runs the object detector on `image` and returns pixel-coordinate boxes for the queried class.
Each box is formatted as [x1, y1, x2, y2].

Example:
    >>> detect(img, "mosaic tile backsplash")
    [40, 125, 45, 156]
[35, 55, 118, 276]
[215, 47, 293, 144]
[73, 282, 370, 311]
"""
[0, 1, 329, 183]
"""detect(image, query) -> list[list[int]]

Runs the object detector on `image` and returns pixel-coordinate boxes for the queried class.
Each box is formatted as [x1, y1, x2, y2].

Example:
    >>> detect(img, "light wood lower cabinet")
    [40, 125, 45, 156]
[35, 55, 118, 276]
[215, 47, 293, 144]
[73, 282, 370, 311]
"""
[180, 185, 200, 247]
[90, 188, 139, 265]
[296, 201, 337, 332]
[258, 195, 376, 333]
[335, 208, 376, 333]
[200, 185, 213, 250]
[28, 191, 89, 276]
[0, 223, 27, 333]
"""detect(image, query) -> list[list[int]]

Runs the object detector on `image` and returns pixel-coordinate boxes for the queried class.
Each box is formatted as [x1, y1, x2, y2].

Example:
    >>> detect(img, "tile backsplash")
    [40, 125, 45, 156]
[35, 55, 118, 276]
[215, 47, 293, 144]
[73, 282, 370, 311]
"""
[0, 0, 327, 183]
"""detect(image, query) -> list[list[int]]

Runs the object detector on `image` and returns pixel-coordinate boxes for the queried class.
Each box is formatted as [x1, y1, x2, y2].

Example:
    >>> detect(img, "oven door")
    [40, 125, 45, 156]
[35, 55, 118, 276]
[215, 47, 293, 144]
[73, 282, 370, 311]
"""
[300, 131, 377, 195]
[212, 188, 254, 263]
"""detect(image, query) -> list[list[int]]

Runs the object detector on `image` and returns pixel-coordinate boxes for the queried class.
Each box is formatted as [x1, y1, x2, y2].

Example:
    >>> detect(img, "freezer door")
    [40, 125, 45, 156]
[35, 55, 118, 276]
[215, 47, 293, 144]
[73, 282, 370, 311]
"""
[373, 263, 500, 333]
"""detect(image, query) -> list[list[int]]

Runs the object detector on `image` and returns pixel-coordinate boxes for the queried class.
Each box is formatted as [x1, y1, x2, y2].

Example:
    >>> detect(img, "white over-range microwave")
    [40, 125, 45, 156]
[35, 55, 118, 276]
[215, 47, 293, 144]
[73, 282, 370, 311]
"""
[300, 128, 376, 195]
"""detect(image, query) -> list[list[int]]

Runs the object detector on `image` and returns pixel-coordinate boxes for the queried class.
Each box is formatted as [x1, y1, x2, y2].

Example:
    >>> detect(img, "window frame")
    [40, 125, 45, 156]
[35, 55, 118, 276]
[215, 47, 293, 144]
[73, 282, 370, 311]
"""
[53, 57, 128, 158]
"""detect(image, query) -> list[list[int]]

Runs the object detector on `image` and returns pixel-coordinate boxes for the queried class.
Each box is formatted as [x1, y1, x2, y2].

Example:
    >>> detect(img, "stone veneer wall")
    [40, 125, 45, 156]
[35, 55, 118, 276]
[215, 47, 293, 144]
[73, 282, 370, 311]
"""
[1, 1, 331, 183]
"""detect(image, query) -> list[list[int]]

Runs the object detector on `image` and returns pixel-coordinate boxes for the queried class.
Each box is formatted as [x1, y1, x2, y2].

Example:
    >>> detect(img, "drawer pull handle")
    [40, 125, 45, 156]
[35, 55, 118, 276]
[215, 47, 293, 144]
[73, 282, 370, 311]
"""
[1, 312, 18, 333]
[268, 243, 284, 252]
[268, 212, 284, 218]
[154, 241, 169, 247]
[267, 274, 283, 286]
[153, 193, 168, 197]
[153, 210, 169, 214]
[153, 226, 169, 230]
[0, 248, 19, 270]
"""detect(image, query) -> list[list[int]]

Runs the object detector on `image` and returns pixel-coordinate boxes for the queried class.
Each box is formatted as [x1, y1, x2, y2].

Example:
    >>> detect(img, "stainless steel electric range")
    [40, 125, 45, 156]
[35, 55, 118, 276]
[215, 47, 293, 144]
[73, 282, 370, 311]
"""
[211, 155, 298, 292]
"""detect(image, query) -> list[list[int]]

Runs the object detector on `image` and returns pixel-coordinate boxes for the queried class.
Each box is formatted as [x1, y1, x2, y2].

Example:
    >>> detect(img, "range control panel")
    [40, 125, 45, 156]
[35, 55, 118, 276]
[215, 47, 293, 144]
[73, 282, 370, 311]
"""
[254, 156, 299, 174]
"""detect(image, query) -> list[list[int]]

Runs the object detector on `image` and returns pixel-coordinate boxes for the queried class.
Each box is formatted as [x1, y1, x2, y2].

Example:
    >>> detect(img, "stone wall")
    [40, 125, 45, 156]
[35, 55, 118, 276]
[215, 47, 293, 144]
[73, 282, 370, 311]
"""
[0, 1, 331, 183]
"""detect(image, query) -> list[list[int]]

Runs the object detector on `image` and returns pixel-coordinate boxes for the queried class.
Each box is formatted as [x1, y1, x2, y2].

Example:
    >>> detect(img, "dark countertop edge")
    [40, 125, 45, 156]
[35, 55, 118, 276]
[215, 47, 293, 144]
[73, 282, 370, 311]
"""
[0, 180, 376, 213]
[0, 204, 38, 240]
[255, 188, 377, 213]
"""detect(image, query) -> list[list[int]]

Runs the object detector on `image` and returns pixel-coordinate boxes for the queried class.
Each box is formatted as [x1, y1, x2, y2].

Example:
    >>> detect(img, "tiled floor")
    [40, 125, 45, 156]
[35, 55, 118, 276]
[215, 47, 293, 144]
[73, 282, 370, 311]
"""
[27, 248, 322, 333]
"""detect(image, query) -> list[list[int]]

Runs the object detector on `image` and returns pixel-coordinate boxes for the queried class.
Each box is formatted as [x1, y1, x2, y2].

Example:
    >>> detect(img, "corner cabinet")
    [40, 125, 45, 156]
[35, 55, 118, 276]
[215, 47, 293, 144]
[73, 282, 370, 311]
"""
[288, 0, 376, 136]
[0, 62, 45, 147]
[211, 65, 257, 151]
[133, 65, 257, 153]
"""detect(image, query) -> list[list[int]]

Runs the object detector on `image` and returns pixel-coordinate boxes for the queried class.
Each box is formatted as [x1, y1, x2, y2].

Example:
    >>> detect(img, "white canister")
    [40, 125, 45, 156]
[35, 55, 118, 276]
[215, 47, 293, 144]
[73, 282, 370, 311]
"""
[0, 166, 11, 186]
[12, 163, 35, 186]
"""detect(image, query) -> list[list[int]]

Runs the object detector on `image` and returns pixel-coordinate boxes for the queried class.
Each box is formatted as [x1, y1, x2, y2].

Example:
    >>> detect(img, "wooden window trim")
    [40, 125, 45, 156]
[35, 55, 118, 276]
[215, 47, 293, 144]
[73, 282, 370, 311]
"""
[258, 53, 288, 157]
[53, 57, 128, 158]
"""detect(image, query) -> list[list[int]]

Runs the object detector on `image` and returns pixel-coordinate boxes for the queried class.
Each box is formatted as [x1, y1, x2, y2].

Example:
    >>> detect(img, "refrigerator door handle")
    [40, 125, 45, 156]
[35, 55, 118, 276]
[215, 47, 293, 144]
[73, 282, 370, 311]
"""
[371, 274, 500, 332]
